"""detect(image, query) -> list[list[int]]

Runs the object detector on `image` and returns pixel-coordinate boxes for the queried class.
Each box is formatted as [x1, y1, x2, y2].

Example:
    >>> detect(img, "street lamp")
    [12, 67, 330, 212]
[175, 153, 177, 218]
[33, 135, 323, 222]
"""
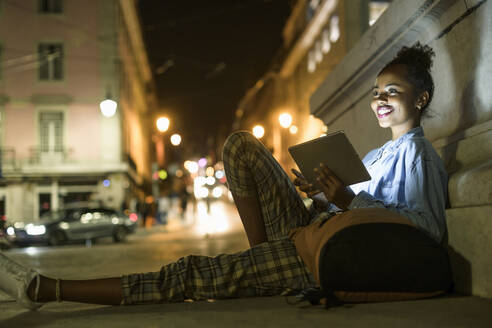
[252, 125, 265, 139]
[170, 133, 181, 146]
[156, 116, 170, 132]
[278, 113, 292, 128]
[100, 98, 117, 118]
[289, 125, 298, 134]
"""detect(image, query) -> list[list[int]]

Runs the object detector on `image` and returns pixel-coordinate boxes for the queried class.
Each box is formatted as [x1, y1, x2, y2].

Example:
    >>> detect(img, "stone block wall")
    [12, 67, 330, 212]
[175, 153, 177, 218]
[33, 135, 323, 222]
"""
[310, 0, 491, 298]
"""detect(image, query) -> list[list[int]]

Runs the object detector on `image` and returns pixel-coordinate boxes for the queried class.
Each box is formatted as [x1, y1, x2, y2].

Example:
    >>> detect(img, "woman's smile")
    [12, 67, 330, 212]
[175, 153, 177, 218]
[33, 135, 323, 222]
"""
[377, 105, 394, 118]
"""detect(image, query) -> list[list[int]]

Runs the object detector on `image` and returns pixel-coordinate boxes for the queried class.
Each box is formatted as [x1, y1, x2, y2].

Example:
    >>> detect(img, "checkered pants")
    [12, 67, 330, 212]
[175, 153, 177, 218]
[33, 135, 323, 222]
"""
[121, 131, 317, 305]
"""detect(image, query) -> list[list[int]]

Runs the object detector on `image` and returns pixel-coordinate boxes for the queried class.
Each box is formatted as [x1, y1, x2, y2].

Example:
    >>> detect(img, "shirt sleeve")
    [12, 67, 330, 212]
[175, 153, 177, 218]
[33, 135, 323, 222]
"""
[347, 148, 447, 243]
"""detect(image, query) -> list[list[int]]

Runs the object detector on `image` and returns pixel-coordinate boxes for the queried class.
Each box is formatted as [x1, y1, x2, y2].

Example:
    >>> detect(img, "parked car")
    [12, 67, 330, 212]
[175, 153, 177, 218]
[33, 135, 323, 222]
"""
[5, 207, 138, 246]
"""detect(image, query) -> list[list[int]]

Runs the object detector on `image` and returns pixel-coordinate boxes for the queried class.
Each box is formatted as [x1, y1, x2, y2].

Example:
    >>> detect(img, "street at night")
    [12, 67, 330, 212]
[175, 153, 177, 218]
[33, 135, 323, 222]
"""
[1, 0, 492, 326]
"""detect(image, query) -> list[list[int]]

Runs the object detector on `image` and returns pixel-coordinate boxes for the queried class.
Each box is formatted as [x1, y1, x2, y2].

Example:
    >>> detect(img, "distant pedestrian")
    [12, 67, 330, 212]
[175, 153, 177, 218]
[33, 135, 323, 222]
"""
[156, 192, 171, 225]
[178, 180, 190, 220]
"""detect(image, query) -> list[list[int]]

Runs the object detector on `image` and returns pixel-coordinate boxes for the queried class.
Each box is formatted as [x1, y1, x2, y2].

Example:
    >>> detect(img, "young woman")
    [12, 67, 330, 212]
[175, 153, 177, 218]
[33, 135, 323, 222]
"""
[0, 43, 447, 310]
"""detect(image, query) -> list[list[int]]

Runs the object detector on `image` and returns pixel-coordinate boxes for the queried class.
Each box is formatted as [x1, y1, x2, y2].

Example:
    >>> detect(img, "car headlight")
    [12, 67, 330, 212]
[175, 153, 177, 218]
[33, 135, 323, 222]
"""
[6, 226, 15, 236]
[25, 224, 46, 236]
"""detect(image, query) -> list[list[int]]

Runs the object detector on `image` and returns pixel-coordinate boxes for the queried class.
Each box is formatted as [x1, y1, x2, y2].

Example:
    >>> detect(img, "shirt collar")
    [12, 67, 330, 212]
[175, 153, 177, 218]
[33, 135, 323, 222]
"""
[381, 126, 424, 153]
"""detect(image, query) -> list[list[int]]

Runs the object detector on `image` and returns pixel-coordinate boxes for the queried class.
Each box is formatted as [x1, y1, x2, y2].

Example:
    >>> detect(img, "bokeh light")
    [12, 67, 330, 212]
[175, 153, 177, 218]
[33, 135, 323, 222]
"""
[184, 160, 199, 174]
[156, 116, 170, 132]
[198, 158, 207, 168]
[195, 187, 209, 199]
[152, 172, 159, 180]
[158, 169, 168, 180]
[215, 170, 224, 179]
[195, 176, 206, 186]
[129, 213, 138, 222]
[212, 186, 223, 198]
[206, 166, 215, 177]
[289, 125, 298, 134]
[170, 133, 181, 146]
[252, 125, 265, 139]
[278, 113, 292, 128]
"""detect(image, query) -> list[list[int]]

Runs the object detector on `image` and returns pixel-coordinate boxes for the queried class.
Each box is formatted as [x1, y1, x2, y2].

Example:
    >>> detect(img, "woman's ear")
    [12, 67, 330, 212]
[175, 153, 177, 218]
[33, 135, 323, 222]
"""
[416, 91, 430, 109]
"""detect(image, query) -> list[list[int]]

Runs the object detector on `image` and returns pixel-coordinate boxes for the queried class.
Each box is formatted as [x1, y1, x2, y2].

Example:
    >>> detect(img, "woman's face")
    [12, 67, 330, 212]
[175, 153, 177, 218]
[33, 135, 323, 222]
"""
[371, 64, 421, 139]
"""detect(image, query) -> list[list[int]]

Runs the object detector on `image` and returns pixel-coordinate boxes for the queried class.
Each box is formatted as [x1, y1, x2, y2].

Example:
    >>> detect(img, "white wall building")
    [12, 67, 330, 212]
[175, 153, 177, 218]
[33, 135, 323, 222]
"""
[0, 0, 156, 220]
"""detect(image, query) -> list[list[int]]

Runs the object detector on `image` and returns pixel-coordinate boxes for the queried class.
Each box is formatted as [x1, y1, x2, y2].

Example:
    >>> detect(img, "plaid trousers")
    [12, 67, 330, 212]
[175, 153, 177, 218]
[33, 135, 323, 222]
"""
[121, 131, 318, 305]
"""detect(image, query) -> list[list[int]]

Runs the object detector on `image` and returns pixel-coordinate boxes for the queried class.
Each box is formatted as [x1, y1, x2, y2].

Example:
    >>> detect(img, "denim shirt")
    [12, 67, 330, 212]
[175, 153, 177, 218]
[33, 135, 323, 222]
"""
[348, 127, 448, 243]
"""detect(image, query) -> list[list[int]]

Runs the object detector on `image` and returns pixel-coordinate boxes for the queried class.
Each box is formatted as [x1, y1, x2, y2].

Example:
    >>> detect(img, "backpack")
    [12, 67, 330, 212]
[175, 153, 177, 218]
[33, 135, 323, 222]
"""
[289, 208, 453, 308]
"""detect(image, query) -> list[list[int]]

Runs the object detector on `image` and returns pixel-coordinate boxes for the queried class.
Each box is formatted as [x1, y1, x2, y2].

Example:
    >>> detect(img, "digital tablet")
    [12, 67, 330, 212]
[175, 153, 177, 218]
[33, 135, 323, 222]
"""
[288, 131, 371, 187]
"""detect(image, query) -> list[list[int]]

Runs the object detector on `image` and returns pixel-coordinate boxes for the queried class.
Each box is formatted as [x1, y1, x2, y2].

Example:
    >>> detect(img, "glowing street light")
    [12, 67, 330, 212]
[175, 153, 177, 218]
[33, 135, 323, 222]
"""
[289, 125, 298, 134]
[100, 99, 117, 118]
[156, 117, 170, 132]
[170, 133, 181, 146]
[252, 125, 265, 139]
[278, 113, 292, 128]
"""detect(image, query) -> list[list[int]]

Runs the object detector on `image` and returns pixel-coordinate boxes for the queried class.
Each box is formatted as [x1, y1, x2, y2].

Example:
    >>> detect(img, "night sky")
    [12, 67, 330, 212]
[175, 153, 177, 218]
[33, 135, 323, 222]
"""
[138, 0, 292, 154]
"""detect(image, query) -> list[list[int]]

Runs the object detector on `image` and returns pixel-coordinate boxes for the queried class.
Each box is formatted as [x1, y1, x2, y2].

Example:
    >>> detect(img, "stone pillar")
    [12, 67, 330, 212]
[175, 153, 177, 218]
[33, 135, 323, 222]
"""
[51, 180, 59, 211]
[6, 184, 24, 221]
[33, 187, 40, 220]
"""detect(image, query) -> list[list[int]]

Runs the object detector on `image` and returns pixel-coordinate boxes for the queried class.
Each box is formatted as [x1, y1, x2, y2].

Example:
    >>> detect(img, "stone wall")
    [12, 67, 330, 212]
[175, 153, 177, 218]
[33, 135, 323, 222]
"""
[310, 0, 491, 298]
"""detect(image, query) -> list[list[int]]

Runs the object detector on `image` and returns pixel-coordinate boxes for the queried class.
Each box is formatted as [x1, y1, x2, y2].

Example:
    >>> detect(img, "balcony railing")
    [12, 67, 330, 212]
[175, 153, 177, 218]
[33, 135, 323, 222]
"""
[28, 146, 73, 165]
[0, 147, 17, 173]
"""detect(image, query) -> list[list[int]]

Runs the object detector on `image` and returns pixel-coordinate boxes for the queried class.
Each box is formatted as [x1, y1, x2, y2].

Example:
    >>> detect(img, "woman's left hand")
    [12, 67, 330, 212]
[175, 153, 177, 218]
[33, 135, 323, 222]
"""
[315, 163, 355, 210]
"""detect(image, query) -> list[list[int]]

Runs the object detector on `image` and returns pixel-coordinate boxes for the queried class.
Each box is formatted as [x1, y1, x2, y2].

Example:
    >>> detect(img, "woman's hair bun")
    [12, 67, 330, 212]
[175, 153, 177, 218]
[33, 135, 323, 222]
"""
[394, 42, 435, 71]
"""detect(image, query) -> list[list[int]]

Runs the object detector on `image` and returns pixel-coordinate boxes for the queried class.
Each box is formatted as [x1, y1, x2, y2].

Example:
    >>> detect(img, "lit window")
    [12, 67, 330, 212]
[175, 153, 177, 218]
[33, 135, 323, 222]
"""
[321, 28, 331, 53]
[307, 50, 316, 73]
[38, 43, 63, 80]
[38, 0, 63, 14]
[329, 15, 340, 43]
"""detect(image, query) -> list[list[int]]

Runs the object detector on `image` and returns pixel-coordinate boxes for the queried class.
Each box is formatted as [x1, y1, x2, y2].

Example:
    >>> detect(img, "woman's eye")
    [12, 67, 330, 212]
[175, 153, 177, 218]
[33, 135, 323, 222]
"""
[372, 90, 380, 97]
[388, 88, 398, 95]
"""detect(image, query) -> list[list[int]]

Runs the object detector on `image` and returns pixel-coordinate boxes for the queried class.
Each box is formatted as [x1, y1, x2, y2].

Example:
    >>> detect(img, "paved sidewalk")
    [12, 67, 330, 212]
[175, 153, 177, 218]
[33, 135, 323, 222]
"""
[1, 293, 491, 327]
[1, 202, 491, 327]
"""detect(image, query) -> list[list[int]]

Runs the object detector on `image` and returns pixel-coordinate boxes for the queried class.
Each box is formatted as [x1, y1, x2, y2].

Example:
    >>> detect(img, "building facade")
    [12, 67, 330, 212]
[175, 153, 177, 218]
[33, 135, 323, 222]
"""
[0, 0, 156, 221]
[310, 0, 492, 299]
